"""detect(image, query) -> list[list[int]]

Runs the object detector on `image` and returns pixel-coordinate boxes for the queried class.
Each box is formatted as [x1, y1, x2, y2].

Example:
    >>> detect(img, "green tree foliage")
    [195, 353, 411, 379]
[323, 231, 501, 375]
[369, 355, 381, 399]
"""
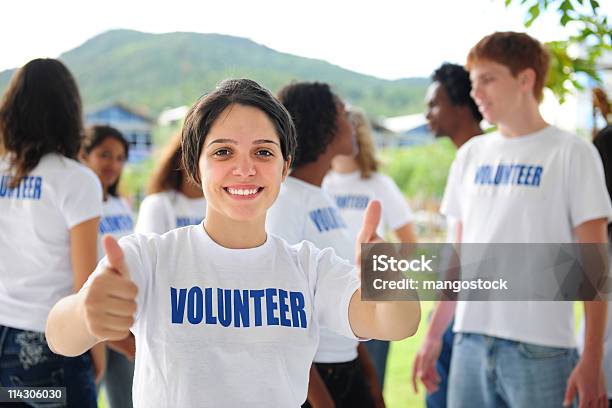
[504, 0, 611, 102]
[380, 138, 457, 200]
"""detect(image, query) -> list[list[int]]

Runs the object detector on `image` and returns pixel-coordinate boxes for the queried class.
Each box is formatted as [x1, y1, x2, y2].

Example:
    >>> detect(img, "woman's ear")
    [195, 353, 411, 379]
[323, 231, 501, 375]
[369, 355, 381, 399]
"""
[281, 156, 292, 181]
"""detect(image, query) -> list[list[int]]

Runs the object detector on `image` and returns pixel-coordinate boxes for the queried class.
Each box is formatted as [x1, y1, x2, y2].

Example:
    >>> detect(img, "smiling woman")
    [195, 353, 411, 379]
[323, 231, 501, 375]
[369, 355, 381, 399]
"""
[44, 78, 420, 408]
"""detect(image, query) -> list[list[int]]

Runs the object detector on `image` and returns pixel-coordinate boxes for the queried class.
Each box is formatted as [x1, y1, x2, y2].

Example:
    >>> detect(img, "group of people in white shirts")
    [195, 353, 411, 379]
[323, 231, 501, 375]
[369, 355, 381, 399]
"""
[1, 29, 611, 408]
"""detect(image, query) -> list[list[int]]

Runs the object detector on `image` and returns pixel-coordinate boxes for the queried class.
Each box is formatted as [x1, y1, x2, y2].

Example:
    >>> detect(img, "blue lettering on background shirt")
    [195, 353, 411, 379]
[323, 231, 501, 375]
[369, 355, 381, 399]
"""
[473, 163, 543, 187]
[176, 217, 203, 227]
[0, 175, 43, 200]
[309, 207, 347, 233]
[335, 195, 370, 210]
[99, 215, 134, 234]
[170, 286, 307, 329]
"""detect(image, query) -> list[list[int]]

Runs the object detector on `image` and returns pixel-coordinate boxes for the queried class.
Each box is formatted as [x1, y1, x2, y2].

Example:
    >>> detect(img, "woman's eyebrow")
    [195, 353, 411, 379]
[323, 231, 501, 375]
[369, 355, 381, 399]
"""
[207, 138, 237, 146]
[253, 139, 280, 146]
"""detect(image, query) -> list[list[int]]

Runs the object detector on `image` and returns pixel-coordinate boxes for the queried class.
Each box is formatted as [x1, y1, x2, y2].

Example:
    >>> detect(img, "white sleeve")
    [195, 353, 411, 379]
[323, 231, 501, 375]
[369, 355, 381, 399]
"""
[60, 166, 103, 228]
[311, 245, 361, 339]
[568, 142, 612, 227]
[136, 194, 171, 234]
[81, 233, 149, 323]
[440, 152, 465, 220]
[379, 174, 413, 230]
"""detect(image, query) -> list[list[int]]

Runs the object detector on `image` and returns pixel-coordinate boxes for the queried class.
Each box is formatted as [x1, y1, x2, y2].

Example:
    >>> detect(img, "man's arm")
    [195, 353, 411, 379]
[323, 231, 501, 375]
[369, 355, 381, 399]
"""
[564, 218, 608, 407]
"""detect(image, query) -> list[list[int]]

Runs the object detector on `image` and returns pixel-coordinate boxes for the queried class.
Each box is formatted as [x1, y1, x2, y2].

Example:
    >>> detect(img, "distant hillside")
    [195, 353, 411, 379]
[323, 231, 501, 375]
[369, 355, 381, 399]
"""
[0, 29, 428, 117]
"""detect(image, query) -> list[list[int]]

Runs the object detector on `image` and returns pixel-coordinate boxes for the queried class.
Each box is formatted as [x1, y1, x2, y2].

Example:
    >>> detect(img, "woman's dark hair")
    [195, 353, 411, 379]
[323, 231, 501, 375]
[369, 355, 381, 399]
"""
[0, 58, 83, 188]
[182, 78, 296, 185]
[432, 63, 483, 123]
[82, 125, 129, 197]
[146, 133, 185, 194]
[594, 125, 612, 204]
[277, 82, 338, 169]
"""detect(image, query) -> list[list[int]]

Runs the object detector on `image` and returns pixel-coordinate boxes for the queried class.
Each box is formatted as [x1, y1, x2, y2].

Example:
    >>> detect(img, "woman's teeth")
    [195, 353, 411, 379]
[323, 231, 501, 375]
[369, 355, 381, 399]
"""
[227, 188, 260, 196]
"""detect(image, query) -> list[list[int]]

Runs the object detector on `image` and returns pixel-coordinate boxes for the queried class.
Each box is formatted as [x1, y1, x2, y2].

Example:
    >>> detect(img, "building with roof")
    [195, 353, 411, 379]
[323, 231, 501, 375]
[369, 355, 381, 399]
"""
[85, 102, 154, 162]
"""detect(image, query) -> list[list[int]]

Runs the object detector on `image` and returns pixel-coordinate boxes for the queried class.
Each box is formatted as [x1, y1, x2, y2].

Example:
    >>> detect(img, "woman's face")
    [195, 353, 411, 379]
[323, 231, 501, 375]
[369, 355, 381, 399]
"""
[198, 104, 289, 224]
[82, 137, 127, 192]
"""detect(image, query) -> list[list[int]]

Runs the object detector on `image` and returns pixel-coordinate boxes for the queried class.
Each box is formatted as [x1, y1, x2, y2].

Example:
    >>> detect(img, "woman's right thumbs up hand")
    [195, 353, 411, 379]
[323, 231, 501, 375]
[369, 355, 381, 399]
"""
[80, 235, 138, 341]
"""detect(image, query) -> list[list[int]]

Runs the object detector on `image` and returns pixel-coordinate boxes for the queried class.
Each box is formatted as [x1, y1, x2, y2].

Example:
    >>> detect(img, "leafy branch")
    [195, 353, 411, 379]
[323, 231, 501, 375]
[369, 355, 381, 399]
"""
[504, 0, 611, 102]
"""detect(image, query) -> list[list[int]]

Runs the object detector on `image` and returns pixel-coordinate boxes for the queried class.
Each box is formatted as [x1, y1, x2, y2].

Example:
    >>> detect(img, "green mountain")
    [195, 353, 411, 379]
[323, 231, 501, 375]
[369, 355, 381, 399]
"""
[0, 29, 428, 117]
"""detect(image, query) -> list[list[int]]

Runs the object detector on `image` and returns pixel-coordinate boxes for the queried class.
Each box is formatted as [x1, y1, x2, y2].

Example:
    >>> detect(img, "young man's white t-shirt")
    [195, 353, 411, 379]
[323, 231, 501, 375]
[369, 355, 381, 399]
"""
[135, 191, 206, 234]
[322, 170, 413, 239]
[0, 153, 102, 332]
[267, 176, 359, 363]
[85, 225, 360, 407]
[98, 196, 134, 260]
[441, 126, 612, 348]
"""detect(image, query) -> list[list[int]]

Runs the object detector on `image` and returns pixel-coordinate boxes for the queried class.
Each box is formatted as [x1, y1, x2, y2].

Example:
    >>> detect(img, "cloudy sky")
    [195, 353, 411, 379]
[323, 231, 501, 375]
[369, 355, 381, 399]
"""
[2, 0, 607, 79]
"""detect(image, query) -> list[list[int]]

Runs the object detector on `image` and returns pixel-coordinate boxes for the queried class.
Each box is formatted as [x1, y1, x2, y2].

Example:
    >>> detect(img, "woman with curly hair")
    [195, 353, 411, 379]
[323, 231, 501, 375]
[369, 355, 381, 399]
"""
[323, 108, 417, 389]
[269, 82, 385, 408]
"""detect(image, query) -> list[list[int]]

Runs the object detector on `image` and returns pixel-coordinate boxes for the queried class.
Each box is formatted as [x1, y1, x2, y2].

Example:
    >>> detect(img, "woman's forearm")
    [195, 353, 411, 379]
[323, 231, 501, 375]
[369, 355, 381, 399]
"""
[45, 292, 99, 356]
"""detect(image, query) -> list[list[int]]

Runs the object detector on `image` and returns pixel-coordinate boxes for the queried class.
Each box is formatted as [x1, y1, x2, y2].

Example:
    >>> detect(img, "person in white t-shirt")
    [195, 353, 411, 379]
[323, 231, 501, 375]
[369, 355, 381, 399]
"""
[585, 121, 612, 406]
[269, 82, 385, 408]
[412, 63, 483, 408]
[81, 124, 135, 408]
[423, 32, 611, 408]
[0, 58, 102, 407]
[323, 108, 416, 391]
[136, 133, 206, 234]
[45, 78, 421, 408]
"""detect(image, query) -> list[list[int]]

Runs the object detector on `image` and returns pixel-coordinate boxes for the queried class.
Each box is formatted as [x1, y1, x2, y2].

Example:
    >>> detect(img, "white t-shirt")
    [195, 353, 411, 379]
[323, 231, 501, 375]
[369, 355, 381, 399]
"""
[322, 170, 413, 239]
[0, 153, 102, 332]
[267, 176, 358, 363]
[86, 225, 360, 408]
[135, 191, 206, 234]
[441, 126, 612, 347]
[98, 196, 134, 260]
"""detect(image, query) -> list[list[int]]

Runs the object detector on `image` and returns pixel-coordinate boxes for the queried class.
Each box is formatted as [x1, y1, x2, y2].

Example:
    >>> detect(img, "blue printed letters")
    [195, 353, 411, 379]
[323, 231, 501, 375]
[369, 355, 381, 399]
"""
[170, 287, 307, 329]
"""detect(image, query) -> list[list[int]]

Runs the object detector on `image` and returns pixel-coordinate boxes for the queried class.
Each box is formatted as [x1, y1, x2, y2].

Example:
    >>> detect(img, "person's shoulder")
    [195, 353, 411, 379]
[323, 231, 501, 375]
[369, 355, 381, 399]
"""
[278, 177, 327, 208]
[43, 153, 99, 181]
[371, 172, 395, 186]
[452, 133, 489, 162]
[268, 233, 339, 267]
[108, 195, 132, 213]
[37, 154, 101, 197]
[122, 224, 197, 254]
[140, 191, 173, 208]
[545, 126, 595, 156]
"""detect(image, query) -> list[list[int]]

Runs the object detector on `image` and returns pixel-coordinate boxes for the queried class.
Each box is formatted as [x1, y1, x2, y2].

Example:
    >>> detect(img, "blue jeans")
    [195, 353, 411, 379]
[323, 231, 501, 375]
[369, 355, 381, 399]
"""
[426, 321, 454, 408]
[0, 325, 97, 408]
[101, 348, 134, 408]
[448, 333, 578, 408]
[364, 340, 389, 388]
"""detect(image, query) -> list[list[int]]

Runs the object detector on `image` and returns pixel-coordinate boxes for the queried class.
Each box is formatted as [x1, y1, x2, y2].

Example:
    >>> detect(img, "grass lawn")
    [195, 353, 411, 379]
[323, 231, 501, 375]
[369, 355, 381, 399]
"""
[383, 301, 432, 408]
